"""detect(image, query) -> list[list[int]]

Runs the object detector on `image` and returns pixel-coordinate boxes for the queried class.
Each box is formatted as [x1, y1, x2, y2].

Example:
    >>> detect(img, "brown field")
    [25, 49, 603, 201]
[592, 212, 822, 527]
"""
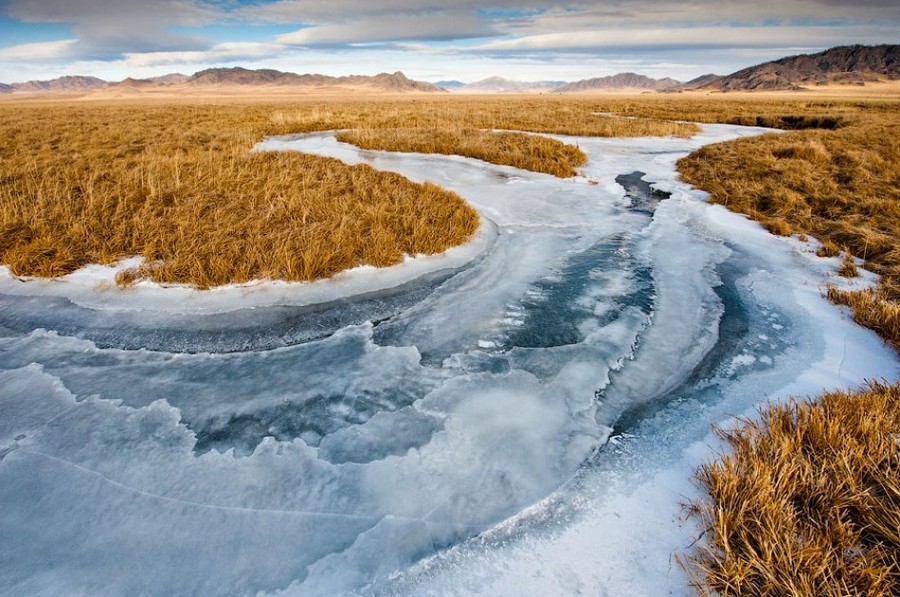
[684, 383, 900, 596]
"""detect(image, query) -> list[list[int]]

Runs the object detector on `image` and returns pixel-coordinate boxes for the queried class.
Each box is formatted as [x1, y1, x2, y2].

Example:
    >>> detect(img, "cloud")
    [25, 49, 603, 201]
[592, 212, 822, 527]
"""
[0, 39, 78, 61]
[4, 0, 217, 56]
[119, 42, 288, 68]
[477, 25, 900, 53]
[277, 12, 495, 46]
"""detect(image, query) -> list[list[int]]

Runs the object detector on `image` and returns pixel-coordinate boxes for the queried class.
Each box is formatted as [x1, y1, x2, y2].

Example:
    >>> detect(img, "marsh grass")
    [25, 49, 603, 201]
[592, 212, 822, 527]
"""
[266, 95, 701, 138]
[684, 383, 900, 596]
[0, 102, 479, 287]
[336, 127, 587, 178]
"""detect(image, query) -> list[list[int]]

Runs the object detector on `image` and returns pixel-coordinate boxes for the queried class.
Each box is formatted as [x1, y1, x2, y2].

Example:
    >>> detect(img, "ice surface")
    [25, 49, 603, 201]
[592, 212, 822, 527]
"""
[1, 124, 897, 596]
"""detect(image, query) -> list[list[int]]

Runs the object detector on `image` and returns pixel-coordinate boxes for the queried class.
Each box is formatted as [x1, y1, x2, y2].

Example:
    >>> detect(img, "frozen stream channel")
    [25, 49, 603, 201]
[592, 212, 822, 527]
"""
[1, 125, 898, 596]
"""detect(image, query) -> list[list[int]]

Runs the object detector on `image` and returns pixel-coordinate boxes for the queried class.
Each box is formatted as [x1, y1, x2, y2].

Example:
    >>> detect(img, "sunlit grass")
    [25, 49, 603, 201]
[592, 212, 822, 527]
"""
[683, 383, 900, 596]
[0, 102, 479, 288]
[336, 127, 587, 178]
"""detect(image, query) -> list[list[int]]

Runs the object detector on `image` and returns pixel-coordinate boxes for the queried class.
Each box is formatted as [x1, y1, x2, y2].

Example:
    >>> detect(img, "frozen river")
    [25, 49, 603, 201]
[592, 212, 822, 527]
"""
[1, 126, 897, 595]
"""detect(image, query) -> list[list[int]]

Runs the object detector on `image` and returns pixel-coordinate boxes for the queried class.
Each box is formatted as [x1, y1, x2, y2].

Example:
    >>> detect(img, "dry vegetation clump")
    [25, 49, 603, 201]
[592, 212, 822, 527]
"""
[827, 286, 900, 350]
[0, 102, 478, 287]
[684, 383, 900, 596]
[675, 102, 900, 349]
[336, 127, 587, 178]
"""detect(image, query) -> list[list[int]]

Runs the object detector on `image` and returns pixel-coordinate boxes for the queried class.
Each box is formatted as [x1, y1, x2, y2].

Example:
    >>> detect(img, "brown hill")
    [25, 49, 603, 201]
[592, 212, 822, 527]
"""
[345, 71, 444, 92]
[698, 44, 899, 91]
[555, 72, 680, 93]
[147, 73, 189, 85]
[669, 73, 723, 92]
[0, 83, 12, 94]
[186, 67, 443, 92]
[12, 75, 109, 92]
[114, 77, 157, 89]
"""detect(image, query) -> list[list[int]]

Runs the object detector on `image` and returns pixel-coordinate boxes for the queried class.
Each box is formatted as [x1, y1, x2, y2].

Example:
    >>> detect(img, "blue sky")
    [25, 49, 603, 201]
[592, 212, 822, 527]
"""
[0, 0, 897, 83]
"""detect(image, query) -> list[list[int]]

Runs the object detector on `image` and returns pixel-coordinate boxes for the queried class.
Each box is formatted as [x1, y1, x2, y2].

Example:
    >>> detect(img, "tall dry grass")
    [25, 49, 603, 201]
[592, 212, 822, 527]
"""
[684, 383, 900, 596]
[336, 127, 587, 178]
[265, 95, 701, 138]
[0, 102, 479, 287]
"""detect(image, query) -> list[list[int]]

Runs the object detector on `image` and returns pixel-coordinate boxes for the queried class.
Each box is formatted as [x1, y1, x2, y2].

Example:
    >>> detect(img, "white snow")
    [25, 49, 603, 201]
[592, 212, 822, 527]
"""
[0, 124, 897, 597]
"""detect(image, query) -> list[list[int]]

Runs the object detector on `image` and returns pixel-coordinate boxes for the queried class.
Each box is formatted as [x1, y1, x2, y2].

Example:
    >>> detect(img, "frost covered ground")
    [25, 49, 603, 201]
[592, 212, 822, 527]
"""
[1, 125, 898, 596]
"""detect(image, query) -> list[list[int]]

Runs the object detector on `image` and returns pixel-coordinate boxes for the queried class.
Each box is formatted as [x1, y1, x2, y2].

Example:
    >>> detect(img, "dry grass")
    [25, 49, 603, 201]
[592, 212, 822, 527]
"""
[684, 383, 900, 596]
[265, 95, 701, 138]
[336, 127, 587, 178]
[0, 102, 478, 287]
[827, 287, 900, 351]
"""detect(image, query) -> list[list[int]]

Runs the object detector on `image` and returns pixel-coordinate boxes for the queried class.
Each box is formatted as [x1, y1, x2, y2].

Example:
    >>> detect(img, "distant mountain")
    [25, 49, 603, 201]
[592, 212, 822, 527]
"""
[188, 67, 307, 85]
[147, 73, 189, 85]
[114, 77, 156, 89]
[111, 74, 189, 89]
[3, 68, 442, 96]
[668, 73, 723, 92]
[12, 75, 109, 92]
[693, 44, 899, 91]
[435, 80, 466, 90]
[360, 71, 444, 92]
[453, 76, 566, 94]
[555, 73, 680, 93]
[186, 67, 443, 92]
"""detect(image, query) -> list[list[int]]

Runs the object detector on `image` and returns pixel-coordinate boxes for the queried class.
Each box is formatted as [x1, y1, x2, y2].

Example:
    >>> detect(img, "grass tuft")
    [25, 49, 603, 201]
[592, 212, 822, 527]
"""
[683, 383, 900, 596]
[336, 127, 587, 178]
[827, 286, 900, 350]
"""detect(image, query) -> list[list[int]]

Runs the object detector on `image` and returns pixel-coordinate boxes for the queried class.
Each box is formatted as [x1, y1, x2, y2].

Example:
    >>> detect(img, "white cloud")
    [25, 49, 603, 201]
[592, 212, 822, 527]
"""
[5, 0, 217, 56]
[277, 12, 495, 46]
[0, 0, 897, 84]
[119, 42, 289, 68]
[0, 39, 79, 61]
[478, 25, 900, 53]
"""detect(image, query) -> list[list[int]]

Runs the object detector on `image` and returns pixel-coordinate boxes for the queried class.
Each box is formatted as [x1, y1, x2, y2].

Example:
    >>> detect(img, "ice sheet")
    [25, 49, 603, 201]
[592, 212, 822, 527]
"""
[1, 124, 897, 596]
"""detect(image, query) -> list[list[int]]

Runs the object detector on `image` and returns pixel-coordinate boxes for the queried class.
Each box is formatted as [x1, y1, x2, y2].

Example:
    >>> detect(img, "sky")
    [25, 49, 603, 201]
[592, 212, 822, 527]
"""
[0, 0, 898, 84]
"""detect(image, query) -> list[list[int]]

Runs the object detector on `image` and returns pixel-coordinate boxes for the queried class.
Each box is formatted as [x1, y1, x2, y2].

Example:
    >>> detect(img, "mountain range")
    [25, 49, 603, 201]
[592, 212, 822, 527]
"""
[674, 44, 899, 92]
[0, 69, 443, 95]
[554, 72, 681, 93]
[1, 45, 897, 96]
